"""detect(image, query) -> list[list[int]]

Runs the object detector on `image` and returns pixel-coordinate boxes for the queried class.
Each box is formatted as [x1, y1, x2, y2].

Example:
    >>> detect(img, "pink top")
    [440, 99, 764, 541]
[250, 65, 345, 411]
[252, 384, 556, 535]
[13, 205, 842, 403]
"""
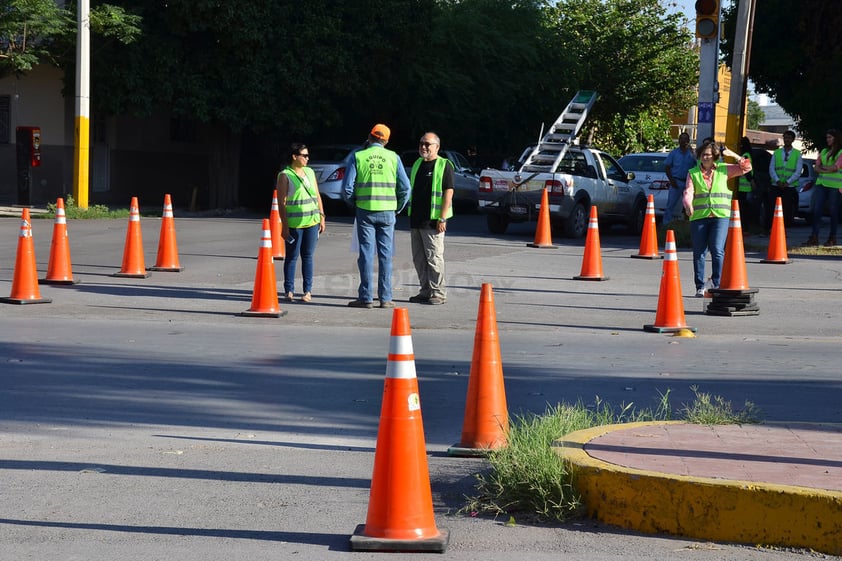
[683, 158, 753, 215]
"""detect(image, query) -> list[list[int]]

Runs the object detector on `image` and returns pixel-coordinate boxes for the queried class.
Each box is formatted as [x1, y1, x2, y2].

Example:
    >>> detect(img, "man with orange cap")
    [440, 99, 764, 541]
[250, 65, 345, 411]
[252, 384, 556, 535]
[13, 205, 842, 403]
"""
[343, 124, 411, 309]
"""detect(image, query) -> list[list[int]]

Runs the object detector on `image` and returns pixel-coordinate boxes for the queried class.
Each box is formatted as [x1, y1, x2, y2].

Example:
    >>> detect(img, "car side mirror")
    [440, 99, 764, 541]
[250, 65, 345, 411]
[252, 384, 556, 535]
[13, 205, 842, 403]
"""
[627, 171, 636, 181]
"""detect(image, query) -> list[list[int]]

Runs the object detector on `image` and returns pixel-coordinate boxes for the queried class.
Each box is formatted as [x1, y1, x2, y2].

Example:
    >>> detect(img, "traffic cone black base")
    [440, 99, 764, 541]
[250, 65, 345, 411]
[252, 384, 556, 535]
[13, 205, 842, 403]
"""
[350, 525, 450, 553]
[0, 296, 53, 305]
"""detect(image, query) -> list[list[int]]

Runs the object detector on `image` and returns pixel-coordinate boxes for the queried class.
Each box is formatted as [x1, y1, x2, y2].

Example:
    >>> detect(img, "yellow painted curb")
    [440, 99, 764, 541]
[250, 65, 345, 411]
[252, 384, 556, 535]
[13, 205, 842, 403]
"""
[554, 421, 842, 556]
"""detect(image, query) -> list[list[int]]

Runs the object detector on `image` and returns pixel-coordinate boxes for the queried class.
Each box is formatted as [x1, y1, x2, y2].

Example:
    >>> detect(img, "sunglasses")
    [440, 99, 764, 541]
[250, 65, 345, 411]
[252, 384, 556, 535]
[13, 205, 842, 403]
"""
[297, 153, 310, 158]
[419, 142, 437, 148]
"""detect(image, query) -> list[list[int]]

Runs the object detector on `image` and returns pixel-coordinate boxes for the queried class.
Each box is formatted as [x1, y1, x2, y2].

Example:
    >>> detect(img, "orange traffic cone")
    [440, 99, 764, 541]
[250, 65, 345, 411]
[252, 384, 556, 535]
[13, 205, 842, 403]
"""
[149, 194, 183, 272]
[351, 308, 449, 552]
[1, 208, 52, 304]
[448, 283, 508, 456]
[527, 187, 556, 248]
[644, 230, 695, 333]
[114, 197, 150, 278]
[761, 196, 791, 264]
[269, 190, 286, 260]
[631, 194, 661, 259]
[574, 205, 608, 280]
[719, 199, 751, 290]
[241, 219, 285, 318]
[41, 198, 78, 285]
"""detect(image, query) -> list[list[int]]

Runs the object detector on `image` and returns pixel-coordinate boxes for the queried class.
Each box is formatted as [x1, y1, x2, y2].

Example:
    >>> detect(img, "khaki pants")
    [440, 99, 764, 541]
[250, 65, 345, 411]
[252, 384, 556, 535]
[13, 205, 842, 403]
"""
[410, 227, 446, 299]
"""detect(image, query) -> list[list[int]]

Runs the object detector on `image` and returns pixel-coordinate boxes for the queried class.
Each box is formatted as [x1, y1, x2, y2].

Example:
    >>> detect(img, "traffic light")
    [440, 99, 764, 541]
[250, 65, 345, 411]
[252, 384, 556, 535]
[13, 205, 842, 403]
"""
[695, 0, 720, 40]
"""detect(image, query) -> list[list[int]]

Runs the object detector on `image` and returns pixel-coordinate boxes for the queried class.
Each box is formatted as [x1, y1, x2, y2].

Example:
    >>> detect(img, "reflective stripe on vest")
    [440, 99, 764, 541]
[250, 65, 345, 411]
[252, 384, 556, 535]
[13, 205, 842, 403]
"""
[280, 167, 320, 228]
[816, 148, 842, 189]
[354, 145, 398, 211]
[774, 148, 800, 186]
[690, 164, 732, 220]
[409, 157, 454, 220]
[738, 152, 753, 192]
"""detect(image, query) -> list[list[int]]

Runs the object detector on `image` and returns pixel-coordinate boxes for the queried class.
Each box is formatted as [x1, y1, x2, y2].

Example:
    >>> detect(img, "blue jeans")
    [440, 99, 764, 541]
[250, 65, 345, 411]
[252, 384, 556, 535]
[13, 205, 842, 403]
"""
[662, 186, 684, 224]
[810, 186, 840, 238]
[690, 216, 729, 290]
[355, 208, 396, 302]
[283, 223, 319, 294]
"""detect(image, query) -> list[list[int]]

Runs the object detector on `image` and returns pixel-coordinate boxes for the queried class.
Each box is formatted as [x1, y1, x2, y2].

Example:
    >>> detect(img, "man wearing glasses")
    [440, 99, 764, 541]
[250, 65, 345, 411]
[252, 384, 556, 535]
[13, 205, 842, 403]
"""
[407, 132, 454, 305]
[343, 124, 411, 309]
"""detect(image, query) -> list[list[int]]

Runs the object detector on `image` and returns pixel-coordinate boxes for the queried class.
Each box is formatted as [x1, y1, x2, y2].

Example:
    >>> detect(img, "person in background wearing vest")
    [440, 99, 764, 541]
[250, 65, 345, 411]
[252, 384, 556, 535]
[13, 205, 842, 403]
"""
[767, 130, 802, 229]
[343, 123, 411, 309]
[683, 141, 753, 297]
[662, 132, 696, 224]
[803, 129, 842, 247]
[736, 136, 758, 230]
[408, 132, 454, 305]
[277, 143, 326, 303]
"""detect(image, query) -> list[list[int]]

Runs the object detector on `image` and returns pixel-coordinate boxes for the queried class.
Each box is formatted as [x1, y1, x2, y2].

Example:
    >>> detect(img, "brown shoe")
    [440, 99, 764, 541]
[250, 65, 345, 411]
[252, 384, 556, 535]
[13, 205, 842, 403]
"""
[379, 300, 395, 309]
[825, 237, 837, 247]
[801, 235, 819, 247]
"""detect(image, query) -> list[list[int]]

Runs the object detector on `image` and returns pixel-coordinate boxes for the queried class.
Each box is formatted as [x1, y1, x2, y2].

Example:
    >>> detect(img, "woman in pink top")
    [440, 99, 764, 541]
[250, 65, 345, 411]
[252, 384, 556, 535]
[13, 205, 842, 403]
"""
[682, 141, 752, 296]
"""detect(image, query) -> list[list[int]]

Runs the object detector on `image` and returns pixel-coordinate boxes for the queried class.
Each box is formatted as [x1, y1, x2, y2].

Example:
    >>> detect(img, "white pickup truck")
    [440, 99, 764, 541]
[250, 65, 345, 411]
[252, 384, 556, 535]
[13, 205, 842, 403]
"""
[477, 146, 647, 238]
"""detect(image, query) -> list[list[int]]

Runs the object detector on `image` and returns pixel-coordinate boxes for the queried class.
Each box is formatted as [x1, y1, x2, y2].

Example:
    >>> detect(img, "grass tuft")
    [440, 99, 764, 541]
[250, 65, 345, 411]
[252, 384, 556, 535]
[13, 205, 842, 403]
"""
[45, 196, 129, 219]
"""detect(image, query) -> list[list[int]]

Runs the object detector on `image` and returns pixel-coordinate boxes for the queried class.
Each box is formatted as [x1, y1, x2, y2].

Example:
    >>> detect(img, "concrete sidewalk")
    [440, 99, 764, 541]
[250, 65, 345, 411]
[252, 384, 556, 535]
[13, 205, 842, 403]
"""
[557, 422, 842, 556]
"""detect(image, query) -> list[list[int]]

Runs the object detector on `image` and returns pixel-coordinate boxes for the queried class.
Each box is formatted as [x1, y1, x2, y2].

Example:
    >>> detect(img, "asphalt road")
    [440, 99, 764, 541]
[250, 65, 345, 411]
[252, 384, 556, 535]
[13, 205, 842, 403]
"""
[0, 210, 840, 560]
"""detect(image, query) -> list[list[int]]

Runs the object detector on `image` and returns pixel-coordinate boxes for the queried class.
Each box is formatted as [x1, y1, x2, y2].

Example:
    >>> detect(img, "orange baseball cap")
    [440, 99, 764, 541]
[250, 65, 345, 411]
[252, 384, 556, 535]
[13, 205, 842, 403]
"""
[370, 124, 390, 142]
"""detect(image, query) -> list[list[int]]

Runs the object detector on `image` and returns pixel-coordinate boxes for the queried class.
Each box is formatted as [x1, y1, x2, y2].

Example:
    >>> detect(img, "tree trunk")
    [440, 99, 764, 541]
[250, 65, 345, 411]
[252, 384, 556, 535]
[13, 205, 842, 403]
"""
[206, 125, 242, 209]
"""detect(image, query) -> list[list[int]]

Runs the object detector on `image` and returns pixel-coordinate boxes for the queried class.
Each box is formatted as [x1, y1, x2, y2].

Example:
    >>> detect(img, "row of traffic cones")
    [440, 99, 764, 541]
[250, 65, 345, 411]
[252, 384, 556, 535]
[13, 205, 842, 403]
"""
[351, 284, 509, 552]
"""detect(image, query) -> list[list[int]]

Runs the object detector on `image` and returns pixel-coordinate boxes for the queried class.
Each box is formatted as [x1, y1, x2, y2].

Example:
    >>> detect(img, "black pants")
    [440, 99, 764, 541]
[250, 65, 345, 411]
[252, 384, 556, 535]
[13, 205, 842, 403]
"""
[767, 185, 796, 228]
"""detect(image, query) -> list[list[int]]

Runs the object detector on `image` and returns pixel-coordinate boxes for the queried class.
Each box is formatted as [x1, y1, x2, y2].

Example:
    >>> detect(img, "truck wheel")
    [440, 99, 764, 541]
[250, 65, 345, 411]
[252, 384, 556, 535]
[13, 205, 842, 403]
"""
[565, 202, 588, 238]
[487, 214, 509, 234]
[628, 197, 646, 235]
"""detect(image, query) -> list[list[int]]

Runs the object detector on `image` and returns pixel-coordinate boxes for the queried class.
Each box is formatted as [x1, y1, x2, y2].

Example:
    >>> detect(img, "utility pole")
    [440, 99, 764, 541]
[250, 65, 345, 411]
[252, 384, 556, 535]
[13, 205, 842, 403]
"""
[725, 0, 756, 151]
[72, 0, 90, 209]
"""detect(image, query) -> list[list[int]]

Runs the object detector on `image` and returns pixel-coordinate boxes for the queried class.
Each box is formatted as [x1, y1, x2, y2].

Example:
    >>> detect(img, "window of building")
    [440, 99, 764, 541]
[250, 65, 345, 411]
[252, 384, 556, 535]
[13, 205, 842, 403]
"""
[0, 96, 10, 144]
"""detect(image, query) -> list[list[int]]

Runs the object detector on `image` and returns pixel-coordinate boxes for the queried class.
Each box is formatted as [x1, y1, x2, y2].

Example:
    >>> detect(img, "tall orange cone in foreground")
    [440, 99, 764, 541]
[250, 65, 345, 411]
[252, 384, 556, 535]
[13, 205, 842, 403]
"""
[527, 187, 556, 248]
[574, 205, 608, 280]
[448, 283, 508, 456]
[41, 198, 78, 285]
[631, 194, 661, 259]
[241, 219, 284, 318]
[644, 230, 694, 333]
[269, 190, 286, 260]
[761, 196, 791, 264]
[351, 308, 449, 552]
[149, 194, 183, 272]
[114, 197, 150, 278]
[1, 208, 52, 304]
[719, 199, 751, 290]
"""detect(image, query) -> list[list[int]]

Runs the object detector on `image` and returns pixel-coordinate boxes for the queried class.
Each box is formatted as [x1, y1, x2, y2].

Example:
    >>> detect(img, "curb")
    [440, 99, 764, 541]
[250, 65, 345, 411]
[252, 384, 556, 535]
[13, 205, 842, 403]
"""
[554, 421, 842, 556]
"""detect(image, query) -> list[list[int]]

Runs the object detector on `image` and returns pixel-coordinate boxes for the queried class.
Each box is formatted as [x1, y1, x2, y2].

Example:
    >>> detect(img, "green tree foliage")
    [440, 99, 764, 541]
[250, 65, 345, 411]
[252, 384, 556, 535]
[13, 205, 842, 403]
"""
[746, 98, 764, 130]
[0, 0, 139, 78]
[722, 0, 842, 147]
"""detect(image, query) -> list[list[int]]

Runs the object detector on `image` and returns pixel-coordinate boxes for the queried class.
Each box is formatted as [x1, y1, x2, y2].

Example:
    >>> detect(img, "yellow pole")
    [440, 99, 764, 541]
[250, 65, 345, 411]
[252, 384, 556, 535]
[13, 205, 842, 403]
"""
[724, 0, 755, 154]
[72, 0, 90, 209]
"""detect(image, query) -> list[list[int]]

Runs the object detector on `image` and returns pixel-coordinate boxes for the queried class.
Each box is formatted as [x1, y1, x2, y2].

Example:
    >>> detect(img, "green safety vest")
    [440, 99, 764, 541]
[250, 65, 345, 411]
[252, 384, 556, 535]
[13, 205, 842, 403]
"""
[408, 157, 454, 220]
[689, 164, 732, 221]
[353, 145, 399, 211]
[773, 148, 801, 187]
[815, 148, 842, 189]
[738, 152, 753, 192]
[279, 166, 320, 228]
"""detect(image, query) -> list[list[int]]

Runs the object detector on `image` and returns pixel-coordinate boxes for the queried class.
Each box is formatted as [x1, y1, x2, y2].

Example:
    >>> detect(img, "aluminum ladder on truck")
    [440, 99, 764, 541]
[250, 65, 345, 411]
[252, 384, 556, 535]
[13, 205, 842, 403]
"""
[519, 90, 598, 174]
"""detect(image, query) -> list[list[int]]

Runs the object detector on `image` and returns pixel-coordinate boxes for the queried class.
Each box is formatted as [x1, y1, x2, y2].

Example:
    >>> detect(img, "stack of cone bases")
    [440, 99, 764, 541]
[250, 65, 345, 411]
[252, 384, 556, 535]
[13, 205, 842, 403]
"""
[527, 188, 556, 248]
[761, 196, 791, 264]
[708, 200, 760, 316]
[644, 230, 694, 333]
[149, 194, 184, 272]
[241, 219, 285, 318]
[351, 308, 449, 552]
[448, 283, 508, 457]
[41, 198, 78, 285]
[631, 194, 661, 259]
[1, 208, 52, 305]
[114, 197, 150, 278]
[574, 205, 608, 280]
[269, 190, 286, 260]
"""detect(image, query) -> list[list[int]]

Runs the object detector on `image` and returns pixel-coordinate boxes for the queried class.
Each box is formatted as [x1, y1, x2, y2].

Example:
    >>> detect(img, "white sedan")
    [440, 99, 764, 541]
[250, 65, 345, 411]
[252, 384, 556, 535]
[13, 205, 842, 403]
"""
[618, 152, 672, 219]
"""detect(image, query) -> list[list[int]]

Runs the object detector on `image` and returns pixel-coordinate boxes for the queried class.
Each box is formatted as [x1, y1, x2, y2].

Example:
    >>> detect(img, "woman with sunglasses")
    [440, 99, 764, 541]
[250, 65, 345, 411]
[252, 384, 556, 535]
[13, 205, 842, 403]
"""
[276, 143, 326, 303]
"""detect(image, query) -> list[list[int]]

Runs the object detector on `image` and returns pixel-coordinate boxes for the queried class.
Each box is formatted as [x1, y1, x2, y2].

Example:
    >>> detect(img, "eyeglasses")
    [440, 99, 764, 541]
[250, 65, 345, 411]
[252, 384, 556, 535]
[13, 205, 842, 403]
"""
[297, 153, 310, 159]
[419, 142, 438, 148]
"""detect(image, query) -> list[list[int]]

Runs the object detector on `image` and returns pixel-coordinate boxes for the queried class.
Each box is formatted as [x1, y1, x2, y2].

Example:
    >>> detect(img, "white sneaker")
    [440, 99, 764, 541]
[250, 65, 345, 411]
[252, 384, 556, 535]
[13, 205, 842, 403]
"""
[695, 287, 705, 298]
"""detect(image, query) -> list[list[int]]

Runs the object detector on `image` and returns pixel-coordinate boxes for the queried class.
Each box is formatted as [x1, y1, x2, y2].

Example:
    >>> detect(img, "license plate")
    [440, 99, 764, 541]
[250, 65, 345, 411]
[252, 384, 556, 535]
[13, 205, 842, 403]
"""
[509, 205, 527, 215]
